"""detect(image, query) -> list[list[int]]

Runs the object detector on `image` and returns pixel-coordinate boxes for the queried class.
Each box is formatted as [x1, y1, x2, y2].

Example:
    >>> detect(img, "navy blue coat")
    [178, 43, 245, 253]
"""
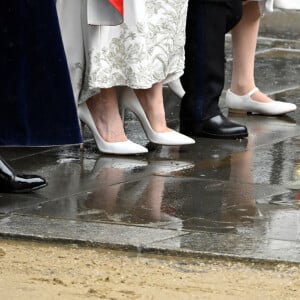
[0, 0, 82, 146]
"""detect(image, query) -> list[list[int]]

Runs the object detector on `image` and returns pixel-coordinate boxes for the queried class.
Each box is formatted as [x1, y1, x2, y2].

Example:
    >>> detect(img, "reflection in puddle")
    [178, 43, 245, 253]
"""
[56, 158, 80, 164]
[81, 142, 260, 230]
[291, 137, 300, 207]
[15, 123, 300, 242]
[83, 158, 194, 227]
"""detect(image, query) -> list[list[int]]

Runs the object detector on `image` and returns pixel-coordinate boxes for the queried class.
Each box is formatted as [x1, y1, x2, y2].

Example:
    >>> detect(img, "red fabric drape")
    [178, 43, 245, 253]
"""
[109, 0, 123, 15]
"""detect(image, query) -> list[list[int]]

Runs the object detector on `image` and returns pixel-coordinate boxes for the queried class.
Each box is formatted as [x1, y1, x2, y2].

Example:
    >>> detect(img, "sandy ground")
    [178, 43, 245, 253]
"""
[0, 239, 300, 300]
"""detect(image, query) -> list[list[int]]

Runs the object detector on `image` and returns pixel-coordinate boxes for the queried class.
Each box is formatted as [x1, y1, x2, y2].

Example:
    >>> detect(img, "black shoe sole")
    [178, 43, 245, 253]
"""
[180, 127, 248, 140]
[196, 132, 248, 140]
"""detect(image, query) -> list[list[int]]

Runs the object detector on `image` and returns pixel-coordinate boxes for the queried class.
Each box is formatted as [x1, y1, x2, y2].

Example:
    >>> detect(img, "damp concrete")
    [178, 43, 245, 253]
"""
[0, 9, 300, 264]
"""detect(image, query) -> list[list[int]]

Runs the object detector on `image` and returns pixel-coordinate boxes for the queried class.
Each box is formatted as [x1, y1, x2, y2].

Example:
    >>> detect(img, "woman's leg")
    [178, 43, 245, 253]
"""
[86, 88, 128, 142]
[121, 82, 195, 145]
[230, 1, 273, 103]
[134, 82, 172, 133]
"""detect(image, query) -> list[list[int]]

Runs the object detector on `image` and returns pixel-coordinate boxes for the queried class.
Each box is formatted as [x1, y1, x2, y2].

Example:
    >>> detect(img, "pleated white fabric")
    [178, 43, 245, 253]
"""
[56, 0, 188, 104]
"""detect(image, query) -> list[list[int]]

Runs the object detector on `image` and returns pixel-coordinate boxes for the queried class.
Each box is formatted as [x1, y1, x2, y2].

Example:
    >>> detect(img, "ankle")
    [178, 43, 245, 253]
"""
[230, 84, 256, 96]
[96, 120, 128, 143]
[86, 96, 128, 143]
[134, 91, 171, 133]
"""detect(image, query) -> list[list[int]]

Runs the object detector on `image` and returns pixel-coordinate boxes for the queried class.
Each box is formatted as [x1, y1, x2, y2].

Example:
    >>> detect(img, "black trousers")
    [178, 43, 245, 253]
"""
[180, 0, 243, 125]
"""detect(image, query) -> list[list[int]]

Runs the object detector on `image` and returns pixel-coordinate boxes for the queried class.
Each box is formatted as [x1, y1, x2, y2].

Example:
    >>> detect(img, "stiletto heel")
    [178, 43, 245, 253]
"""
[80, 120, 85, 151]
[121, 88, 195, 146]
[77, 102, 148, 155]
[167, 79, 185, 98]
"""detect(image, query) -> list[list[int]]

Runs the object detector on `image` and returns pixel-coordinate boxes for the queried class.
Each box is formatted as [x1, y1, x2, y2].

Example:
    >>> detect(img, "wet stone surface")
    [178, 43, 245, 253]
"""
[260, 11, 300, 40]
[0, 11, 300, 263]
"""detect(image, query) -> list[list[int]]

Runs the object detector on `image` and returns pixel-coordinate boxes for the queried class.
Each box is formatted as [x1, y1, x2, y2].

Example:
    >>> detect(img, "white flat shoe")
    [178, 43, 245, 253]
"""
[78, 102, 148, 155]
[225, 88, 297, 115]
[121, 88, 195, 146]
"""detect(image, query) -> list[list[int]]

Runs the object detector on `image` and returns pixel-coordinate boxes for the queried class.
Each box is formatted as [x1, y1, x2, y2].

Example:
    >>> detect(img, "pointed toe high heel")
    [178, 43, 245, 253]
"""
[78, 102, 148, 155]
[225, 88, 297, 115]
[121, 88, 195, 146]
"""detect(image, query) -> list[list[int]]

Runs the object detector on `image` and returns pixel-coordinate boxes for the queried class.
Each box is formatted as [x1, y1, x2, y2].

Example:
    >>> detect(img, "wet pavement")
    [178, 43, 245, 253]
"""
[0, 10, 300, 263]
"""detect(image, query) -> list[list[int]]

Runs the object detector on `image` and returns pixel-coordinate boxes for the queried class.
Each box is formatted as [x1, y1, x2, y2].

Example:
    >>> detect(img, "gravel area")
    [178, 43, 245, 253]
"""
[1, 240, 300, 299]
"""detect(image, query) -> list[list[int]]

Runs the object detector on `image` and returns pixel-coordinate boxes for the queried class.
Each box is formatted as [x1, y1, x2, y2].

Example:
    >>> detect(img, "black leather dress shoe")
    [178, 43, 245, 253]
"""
[180, 113, 248, 139]
[0, 158, 47, 193]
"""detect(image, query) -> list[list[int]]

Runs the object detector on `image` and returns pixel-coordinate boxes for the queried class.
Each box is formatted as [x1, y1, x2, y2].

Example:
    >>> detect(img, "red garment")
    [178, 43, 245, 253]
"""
[109, 0, 123, 15]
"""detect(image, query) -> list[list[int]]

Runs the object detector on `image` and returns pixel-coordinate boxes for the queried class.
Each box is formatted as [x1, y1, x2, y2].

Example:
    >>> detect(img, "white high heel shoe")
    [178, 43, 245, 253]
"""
[121, 88, 195, 146]
[225, 88, 297, 115]
[78, 102, 148, 155]
[167, 79, 185, 98]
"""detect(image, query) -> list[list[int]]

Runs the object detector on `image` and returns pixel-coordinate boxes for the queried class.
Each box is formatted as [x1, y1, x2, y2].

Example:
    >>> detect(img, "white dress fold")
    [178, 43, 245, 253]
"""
[56, 0, 188, 104]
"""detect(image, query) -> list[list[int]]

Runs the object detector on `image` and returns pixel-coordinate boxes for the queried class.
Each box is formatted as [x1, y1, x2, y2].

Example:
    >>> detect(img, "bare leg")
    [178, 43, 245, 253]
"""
[231, 2, 273, 103]
[134, 82, 172, 133]
[86, 88, 128, 142]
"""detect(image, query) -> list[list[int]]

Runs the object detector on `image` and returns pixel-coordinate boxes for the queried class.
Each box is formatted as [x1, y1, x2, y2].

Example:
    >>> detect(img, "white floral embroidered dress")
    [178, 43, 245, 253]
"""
[56, 0, 188, 104]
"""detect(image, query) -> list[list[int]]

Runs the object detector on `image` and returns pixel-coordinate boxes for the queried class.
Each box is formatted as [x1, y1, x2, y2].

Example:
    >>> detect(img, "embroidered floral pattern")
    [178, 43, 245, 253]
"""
[78, 0, 188, 103]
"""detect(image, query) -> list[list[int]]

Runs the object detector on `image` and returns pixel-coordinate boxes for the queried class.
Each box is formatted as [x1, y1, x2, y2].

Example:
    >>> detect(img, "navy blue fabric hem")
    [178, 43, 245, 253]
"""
[0, 1, 82, 146]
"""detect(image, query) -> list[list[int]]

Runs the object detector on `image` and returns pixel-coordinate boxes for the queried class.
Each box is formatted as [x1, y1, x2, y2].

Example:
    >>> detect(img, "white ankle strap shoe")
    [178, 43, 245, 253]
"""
[225, 88, 297, 115]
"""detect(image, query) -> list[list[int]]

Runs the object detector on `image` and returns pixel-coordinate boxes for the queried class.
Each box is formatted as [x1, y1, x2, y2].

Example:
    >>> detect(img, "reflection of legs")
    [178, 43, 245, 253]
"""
[86, 168, 164, 221]
[141, 176, 165, 221]
[85, 167, 124, 214]
[231, 2, 272, 103]
[126, 160, 194, 223]
[223, 136, 256, 222]
[85, 157, 148, 214]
